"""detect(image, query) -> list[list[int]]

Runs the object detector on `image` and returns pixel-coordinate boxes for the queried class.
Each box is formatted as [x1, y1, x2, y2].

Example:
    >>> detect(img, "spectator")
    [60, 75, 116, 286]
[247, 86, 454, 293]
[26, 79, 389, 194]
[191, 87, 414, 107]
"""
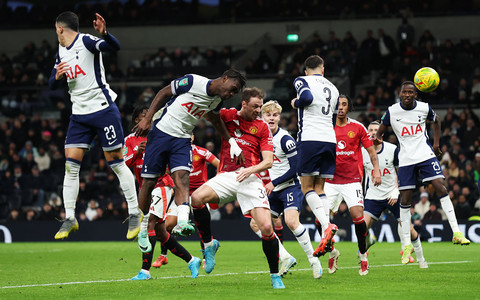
[423, 203, 443, 221]
[455, 194, 471, 220]
[414, 192, 430, 219]
[85, 200, 99, 221]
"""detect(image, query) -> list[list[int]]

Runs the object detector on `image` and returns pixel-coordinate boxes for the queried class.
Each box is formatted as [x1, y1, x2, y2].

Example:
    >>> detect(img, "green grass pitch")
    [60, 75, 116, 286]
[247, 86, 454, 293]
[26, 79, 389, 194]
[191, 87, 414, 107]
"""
[0, 241, 478, 299]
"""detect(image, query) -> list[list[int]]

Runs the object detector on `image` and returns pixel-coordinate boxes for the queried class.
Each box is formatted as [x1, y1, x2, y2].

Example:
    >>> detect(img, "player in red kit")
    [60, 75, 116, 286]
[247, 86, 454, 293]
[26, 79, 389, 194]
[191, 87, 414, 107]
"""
[152, 137, 220, 268]
[314, 95, 381, 276]
[125, 105, 201, 280]
[191, 87, 285, 289]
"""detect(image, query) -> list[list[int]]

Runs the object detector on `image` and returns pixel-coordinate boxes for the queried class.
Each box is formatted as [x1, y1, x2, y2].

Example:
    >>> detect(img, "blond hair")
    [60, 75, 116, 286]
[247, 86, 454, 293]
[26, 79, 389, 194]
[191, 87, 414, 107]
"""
[261, 100, 282, 115]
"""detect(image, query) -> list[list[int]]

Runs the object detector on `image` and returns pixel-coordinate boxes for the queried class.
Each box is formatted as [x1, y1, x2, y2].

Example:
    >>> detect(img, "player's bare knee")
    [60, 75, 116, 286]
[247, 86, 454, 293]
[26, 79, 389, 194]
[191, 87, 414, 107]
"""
[258, 221, 273, 235]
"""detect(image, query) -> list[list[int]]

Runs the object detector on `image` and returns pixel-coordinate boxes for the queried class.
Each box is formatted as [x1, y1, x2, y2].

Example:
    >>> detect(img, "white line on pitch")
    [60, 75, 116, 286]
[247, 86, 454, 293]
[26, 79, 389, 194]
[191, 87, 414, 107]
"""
[0, 260, 471, 289]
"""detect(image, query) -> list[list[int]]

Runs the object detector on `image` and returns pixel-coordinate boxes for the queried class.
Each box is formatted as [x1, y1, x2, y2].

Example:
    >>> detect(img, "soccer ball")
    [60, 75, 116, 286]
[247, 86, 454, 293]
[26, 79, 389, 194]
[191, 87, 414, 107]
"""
[414, 67, 440, 93]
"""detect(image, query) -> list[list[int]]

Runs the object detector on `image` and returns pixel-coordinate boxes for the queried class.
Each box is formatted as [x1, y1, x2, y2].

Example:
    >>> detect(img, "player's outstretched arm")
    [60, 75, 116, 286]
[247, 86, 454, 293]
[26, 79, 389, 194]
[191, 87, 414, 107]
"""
[93, 13, 107, 35]
[373, 123, 387, 145]
[134, 85, 172, 137]
[432, 115, 442, 157]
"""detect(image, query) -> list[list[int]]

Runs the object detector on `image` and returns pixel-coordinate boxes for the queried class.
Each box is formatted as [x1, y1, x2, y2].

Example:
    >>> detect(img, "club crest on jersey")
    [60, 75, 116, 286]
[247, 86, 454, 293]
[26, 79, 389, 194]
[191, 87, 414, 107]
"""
[249, 126, 258, 134]
[193, 155, 200, 162]
[347, 131, 355, 138]
[401, 124, 423, 136]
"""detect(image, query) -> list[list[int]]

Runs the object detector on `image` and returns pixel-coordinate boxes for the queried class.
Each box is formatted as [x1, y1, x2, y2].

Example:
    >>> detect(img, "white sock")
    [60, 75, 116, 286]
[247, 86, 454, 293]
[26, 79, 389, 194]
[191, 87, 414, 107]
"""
[204, 240, 213, 247]
[177, 204, 191, 223]
[439, 194, 460, 232]
[292, 224, 314, 258]
[305, 191, 329, 232]
[398, 223, 406, 249]
[358, 251, 368, 261]
[63, 159, 81, 219]
[109, 160, 138, 214]
[412, 235, 425, 262]
[188, 257, 195, 264]
[400, 206, 412, 246]
[140, 212, 149, 232]
[141, 269, 150, 275]
[277, 235, 291, 261]
[254, 229, 263, 238]
[329, 247, 339, 259]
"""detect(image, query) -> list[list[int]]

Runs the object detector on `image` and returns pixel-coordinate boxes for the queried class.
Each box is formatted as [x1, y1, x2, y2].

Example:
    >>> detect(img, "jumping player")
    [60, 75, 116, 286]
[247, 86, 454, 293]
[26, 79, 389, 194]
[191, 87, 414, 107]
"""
[50, 11, 141, 240]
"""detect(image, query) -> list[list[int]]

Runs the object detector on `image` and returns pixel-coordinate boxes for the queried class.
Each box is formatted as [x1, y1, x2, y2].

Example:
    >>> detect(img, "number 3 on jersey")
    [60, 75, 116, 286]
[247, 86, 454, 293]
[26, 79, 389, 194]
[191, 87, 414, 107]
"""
[322, 87, 331, 115]
[104, 125, 117, 144]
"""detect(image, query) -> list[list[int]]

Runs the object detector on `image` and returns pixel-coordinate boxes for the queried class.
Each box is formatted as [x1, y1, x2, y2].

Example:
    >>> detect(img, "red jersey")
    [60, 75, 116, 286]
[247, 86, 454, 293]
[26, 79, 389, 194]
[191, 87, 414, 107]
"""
[190, 144, 217, 194]
[123, 133, 174, 189]
[218, 108, 273, 172]
[327, 118, 372, 184]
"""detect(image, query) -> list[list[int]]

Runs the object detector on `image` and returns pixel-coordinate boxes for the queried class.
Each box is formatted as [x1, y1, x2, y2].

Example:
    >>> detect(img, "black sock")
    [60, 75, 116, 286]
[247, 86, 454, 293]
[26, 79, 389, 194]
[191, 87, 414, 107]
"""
[161, 244, 168, 256]
[141, 235, 157, 270]
[162, 233, 192, 263]
[274, 225, 284, 244]
[354, 216, 367, 254]
[193, 205, 212, 244]
[262, 232, 279, 274]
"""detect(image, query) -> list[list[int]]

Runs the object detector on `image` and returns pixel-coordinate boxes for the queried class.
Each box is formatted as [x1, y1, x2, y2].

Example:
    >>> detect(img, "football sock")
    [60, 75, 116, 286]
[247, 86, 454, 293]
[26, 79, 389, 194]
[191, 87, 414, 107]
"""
[274, 225, 284, 243]
[141, 233, 157, 270]
[398, 223, 406, 249]
[162, 233, 192, 263]
[305, 191, 329, 233]
[400, 205, 412, 245]
[292, 224, 314, 258]
[353, 216, 367, 254]
[177, 203, 191, 224]
[318, 193, 330, 219]
[108, 159, 138, 214]
[262, 232, 279, 274]
[193, 205, 212, 244]
[412, 235, 425, 262]
[140, 213, 149, 232]
[276, 234, 291, 260]
[161, 244, 168, 256]
[439, 194, 460, 232]
[63, 158, 81, 219]
[254, 229, 262, 238]
[329, 247, 339, 259]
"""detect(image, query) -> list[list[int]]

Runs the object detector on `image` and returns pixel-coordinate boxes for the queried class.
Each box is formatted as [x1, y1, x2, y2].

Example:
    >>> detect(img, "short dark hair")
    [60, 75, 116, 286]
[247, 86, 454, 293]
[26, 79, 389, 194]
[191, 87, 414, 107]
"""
[222, 69, 246, 90]
[241, 87, 264, 103]
[56, 11, 79, 32]
[401, 81, 416, 89]
[339, 94, 353, 112]
[131, 104, 148, 126]
[304, 55, 324, 70]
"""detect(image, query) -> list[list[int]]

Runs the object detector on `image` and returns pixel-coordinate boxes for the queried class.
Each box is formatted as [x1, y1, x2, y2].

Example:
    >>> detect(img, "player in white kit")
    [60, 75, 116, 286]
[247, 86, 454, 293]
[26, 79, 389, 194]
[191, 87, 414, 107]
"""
[133, 70, 245, 251]
[375, 81, 470, 264]
[291, 55, 339, 255]
[49, 11, 141, 240]
[363, 121, 428, 268]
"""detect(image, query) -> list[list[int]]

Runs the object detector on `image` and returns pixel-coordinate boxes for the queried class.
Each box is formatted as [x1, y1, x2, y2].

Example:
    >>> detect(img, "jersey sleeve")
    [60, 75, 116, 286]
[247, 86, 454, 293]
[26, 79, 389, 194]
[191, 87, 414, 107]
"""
[82, 33, 120, 53]
[280, 135, 297, 158]
[123, 137, 136, 168]
[48, 50, 62, 89]
[359, 124, 373, 149]
[381, 109, 391, 126]
[259, 123, 274, 152]
[219, 108, 237, 123]
[271, 135, 297, 187]
[393, 146, 399, 167]
[427, 104, 436, 122]
[293, 77, 313, 107]
[171, 74, 194, 95]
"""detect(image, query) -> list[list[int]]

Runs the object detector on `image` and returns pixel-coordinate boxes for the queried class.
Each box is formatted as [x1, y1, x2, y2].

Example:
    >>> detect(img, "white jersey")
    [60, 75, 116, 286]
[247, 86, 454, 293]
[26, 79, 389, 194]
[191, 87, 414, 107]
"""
[154, 74, 222, 138]
[55, 33, 117, 115]
[362, 142, 398, 200]
[293, 74, 339, 143]
[381, 100, 436, 167]
[270, 128, 298, 192]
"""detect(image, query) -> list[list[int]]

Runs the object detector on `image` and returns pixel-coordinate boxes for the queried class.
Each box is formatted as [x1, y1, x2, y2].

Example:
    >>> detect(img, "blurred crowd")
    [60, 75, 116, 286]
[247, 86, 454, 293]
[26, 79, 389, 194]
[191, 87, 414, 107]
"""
[1, 0, 479, 28]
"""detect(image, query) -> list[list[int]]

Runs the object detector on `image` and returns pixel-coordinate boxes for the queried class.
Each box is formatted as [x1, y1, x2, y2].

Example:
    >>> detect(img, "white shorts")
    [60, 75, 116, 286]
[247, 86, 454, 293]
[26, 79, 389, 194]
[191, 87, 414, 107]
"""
[149, 186, 174, 220]
[324, 182, 364, 213]
[204, 171, 270, 216]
